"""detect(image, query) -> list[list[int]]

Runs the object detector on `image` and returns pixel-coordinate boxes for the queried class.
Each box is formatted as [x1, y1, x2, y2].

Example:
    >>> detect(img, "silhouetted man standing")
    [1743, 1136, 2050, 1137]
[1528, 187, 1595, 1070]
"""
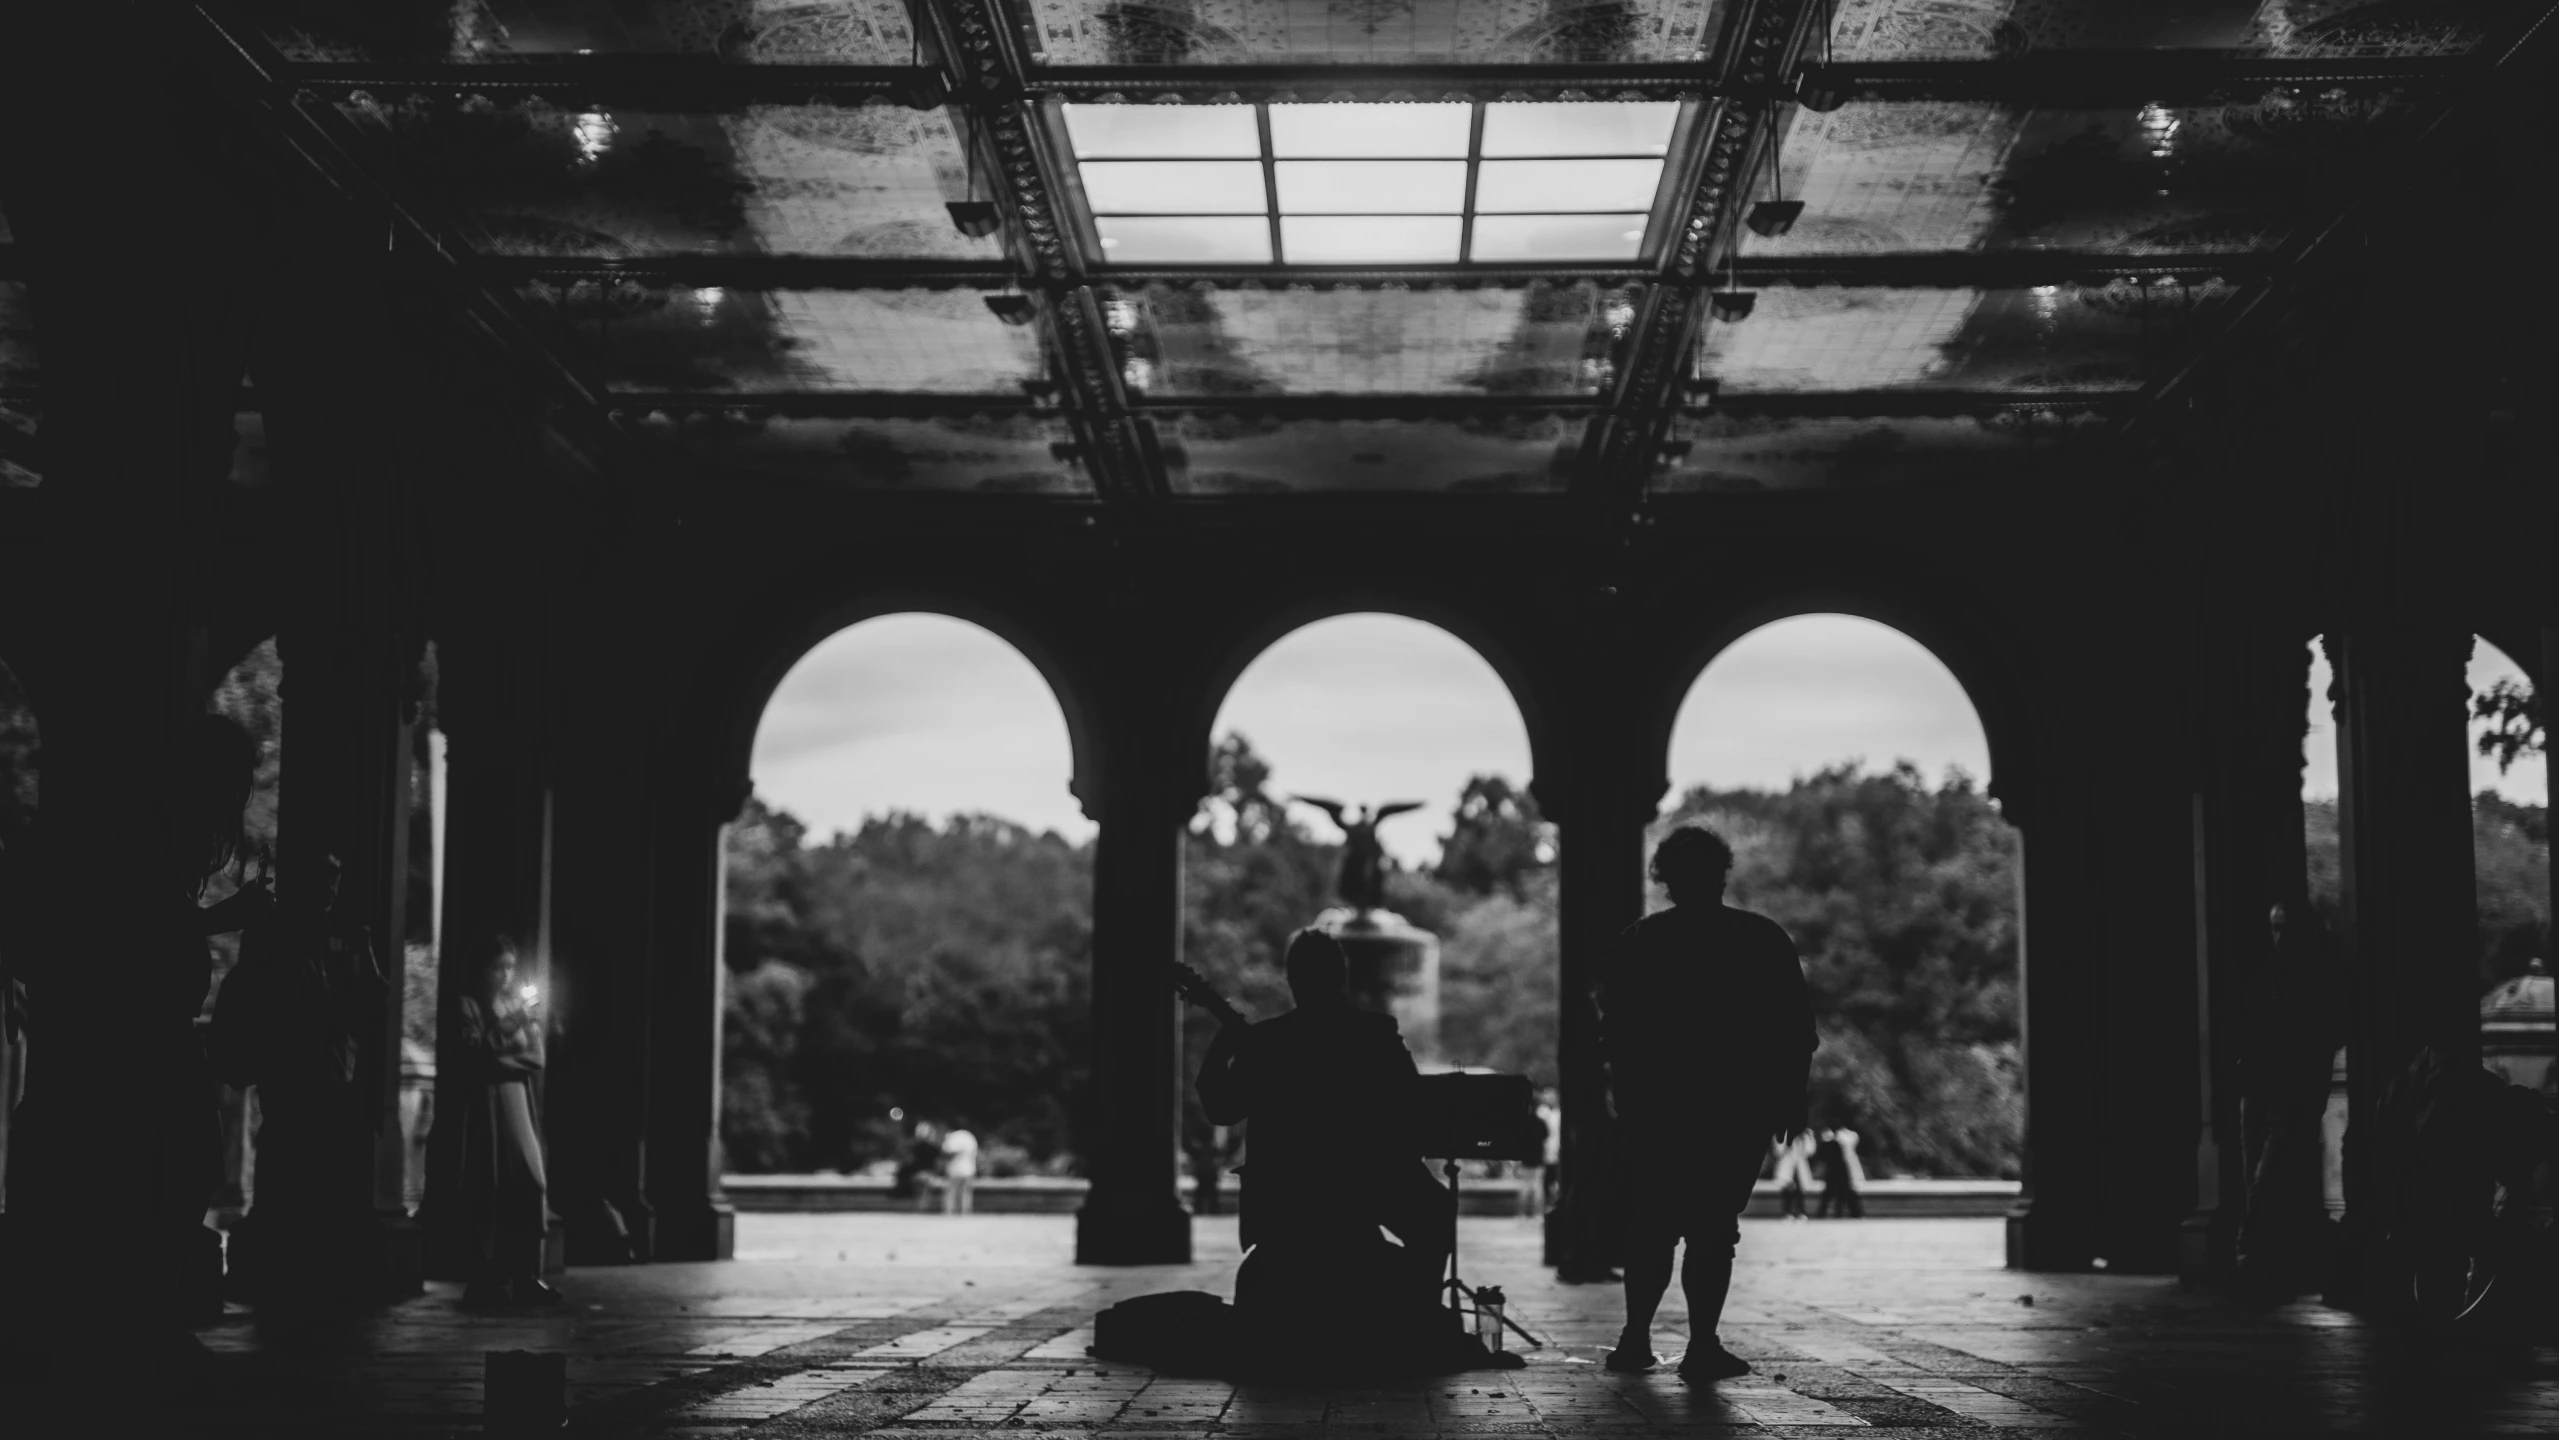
[1601, 825, 1813, 1382]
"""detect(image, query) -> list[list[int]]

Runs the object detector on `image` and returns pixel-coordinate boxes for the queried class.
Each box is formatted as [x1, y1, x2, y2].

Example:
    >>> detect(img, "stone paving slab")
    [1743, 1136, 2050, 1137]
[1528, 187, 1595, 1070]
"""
[11, 1214, 2558, 1436]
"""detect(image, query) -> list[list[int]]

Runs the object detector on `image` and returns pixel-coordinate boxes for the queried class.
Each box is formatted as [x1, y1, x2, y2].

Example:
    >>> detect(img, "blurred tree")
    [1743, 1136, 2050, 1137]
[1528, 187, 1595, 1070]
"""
[1433, 775, 1554, 899]
[1658, 764, 2022, 1178]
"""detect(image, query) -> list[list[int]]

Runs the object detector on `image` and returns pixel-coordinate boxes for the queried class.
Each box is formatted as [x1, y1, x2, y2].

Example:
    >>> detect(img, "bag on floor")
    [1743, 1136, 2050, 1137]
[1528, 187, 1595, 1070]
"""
[1089, 1290, 1233, 1374]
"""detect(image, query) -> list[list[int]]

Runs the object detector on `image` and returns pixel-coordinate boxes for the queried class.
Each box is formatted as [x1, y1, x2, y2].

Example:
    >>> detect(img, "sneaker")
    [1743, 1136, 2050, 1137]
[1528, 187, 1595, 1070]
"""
[1603, 1334, 1659, 1372]
[1677, 1342, 1752, 1382]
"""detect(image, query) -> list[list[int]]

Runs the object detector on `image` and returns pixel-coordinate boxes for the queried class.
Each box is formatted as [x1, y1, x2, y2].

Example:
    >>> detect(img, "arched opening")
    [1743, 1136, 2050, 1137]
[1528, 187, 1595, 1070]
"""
[723, 613, 1092, 1206]
[1190, 612, 1545, 1214]
[1662, 614, 2019, 1189]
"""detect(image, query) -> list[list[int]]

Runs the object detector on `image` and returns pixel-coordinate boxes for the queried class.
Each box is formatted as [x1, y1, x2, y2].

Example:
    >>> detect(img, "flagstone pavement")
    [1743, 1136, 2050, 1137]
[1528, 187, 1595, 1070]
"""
[21, 1214, 2559, 1436]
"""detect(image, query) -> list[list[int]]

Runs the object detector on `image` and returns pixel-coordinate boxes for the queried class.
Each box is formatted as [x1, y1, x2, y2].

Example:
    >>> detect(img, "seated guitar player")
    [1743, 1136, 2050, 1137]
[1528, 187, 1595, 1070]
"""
[1194, 928, 1456, 1369]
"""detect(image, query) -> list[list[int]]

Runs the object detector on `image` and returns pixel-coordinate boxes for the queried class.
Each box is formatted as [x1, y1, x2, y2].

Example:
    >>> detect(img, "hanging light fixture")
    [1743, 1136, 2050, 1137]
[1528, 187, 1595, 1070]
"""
[1746, 108, 1802, 237]
[983, 293, 1039, 325]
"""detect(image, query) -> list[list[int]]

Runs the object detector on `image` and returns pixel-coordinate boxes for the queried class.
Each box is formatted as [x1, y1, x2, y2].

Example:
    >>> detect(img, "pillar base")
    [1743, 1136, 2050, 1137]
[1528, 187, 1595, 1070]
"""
[1075, 1196, 1191, 1265]
[2178, 1207, 2240, 1285]
[649, 1196, 736, 1262]
[2005, 1201, 2096, 1272]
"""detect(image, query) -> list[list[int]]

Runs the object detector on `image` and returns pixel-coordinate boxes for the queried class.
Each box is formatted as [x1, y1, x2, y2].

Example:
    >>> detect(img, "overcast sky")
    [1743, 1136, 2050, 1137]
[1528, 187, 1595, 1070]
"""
[755, 611, 2009, 865]
[750, 614, 2543, 863]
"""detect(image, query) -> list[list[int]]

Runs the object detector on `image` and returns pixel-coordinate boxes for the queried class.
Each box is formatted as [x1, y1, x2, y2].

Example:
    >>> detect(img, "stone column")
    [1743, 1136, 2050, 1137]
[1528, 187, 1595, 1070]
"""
[1996, 762, 2098, 1268]
[2328, 619, 2478, 1304]
[1075, 667, 1195, 1265]
[2181, 618, 2307, 1283]
[239, 230, 428, 1299]
[1542, 612, 1655, 1282]
[545, 608, 659, 1264]
[644, 783, 735, 1262]
[420, 577, 560, 1278]
[0, 8, 264, 1332]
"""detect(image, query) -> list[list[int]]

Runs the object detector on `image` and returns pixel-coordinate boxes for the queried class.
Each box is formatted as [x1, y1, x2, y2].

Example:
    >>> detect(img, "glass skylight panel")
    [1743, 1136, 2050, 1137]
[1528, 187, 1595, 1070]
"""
[1476, 159, 1667, 214]
[1281, 216, 1462, 264]
[1065, 100, 1688, 265]
[1471, 214, 1649, 262]
[1079, 161, 1268, 214]
[1269, 103, 1471, 158]
[1275, 161, 1467, 215]
[1481, 102, 1679, 157]
[1062, 104, 1259, 158]
[1096, 216, 1272, 263]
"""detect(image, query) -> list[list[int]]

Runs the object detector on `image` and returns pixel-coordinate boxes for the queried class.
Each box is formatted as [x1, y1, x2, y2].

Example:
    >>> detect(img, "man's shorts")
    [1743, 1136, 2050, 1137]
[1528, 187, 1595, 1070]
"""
[1624, 1126, 1771, 1253]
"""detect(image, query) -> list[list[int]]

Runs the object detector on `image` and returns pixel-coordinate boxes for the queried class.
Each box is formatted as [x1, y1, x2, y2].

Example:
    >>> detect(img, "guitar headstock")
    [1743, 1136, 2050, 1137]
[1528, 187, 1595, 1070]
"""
[1170, 962, 1246, 1027]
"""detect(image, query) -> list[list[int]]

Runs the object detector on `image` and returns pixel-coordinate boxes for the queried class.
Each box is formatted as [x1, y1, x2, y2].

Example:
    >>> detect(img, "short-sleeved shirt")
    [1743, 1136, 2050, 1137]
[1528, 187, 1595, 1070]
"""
[1599, 903, 1815, 1136]
[940, 1128, 980, 1179]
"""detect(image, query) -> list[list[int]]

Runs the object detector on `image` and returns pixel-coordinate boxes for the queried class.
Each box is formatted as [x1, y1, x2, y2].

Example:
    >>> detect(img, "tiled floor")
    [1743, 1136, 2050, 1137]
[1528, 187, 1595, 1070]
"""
[28, 1214, 2559, 1435]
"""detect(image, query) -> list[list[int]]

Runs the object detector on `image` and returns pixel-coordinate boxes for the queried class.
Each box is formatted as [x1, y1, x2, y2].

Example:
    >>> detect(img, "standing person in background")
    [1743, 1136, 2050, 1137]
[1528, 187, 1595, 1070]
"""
[939, 1123, 980, 1215]
[1600, 825, 1814, 1384]
[1815, 1122, 1866, 1218]
[1526, 1087, 1561, 1219]
[1771, 1130, 1816, 1221]
[449, 936, 559, 1307]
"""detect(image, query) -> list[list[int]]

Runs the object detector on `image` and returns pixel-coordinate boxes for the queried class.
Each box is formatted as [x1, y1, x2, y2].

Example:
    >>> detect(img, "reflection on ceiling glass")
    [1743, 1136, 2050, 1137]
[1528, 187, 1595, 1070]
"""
[352, 99, 992, 258]
[1700, 282, 2236, 392]
[0, 283, 34, 391]
[1759, 98, 2414, 255]
[1107, 284, 1636, 396]
[1824, 0, 2487, 59]
[528, 286, 1045, 392]
[628, 412, 1092, 492]
[1066, 101, 1677, 264]
[1025, 0, 1725, 64]
[1163, 414, 1585, 492]
[255, 0, 917, 63]
[1652, 410, 2113, 491]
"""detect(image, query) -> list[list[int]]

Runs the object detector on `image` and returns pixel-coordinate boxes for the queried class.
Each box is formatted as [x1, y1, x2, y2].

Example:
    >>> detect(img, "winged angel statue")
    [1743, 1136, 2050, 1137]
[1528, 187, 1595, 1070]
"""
[1290, 796, 1424, 912]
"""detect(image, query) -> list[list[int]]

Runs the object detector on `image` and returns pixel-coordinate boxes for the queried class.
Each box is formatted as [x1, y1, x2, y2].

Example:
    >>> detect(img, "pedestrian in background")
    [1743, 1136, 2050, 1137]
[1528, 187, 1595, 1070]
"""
[939, 1124, 980, 1214]
[1815, 1122, 1866, 1218]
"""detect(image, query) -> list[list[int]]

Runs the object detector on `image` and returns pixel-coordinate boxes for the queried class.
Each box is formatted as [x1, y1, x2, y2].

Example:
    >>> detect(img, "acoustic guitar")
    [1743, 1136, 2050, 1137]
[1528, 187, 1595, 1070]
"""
[1169, 960, 1249, 1029]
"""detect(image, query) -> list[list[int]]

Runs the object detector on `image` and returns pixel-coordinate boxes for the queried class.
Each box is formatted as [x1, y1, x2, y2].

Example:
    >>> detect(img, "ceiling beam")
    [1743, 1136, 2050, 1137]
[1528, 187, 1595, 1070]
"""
[595, 389, 2112, 421]
[480, 251, 2275, 292]
[272, 52, 2467, 110]
[276, 59, 940, 108]
[1796, 52, 2467, 110]
[1582, 0, 1818, 504]
[919, 0, 1163, 504]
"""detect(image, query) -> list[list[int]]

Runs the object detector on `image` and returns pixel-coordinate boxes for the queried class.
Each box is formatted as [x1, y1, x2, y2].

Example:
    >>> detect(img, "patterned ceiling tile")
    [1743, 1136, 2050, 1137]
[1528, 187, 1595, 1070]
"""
[1113, 284, 1635, 397]
[1023, 0, 1726, 65]
[629, 412, 1092, 491]
[1653, 409, 2114, 491]
[1163, 413, 1585, 491]
[1760, 95, 2419, 255]
[258, 0, 918, 63]
[534, 286, 1043, 392]
[1823, 0, 2487, 59]
[359, 99, 989, 259]
[1701, 281, 2237, 392]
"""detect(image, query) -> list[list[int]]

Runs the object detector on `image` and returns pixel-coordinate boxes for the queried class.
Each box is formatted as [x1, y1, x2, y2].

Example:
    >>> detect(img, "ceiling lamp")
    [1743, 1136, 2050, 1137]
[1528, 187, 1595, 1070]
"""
[1709, 290, 1756, 322]
[983, 293, 1039, 326]
[1746, 200, 1803, 238]
[948, 200, 1002, 238]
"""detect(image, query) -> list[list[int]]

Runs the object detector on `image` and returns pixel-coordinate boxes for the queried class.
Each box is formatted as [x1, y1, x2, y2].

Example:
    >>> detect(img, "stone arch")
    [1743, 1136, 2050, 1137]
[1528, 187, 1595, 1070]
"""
[1644, 591, 2033, 823]
[708, 592, 1099, 827]
[1187, 591, 1555, 808]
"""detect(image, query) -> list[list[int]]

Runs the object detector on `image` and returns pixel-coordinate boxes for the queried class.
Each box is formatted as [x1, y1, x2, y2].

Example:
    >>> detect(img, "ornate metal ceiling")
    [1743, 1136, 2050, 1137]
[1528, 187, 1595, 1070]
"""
[2, 1, 2540, 499]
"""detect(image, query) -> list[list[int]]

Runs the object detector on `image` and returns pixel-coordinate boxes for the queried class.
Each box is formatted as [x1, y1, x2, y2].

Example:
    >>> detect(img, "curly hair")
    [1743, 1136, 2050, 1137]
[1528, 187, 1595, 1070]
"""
[1283, 926, 1348, 995]
[1648, 824, 1735, 891]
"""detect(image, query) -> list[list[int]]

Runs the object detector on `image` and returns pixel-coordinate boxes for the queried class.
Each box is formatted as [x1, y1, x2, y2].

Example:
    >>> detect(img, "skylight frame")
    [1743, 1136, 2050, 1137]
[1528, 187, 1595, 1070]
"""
[1052, 99, 1694, 268]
